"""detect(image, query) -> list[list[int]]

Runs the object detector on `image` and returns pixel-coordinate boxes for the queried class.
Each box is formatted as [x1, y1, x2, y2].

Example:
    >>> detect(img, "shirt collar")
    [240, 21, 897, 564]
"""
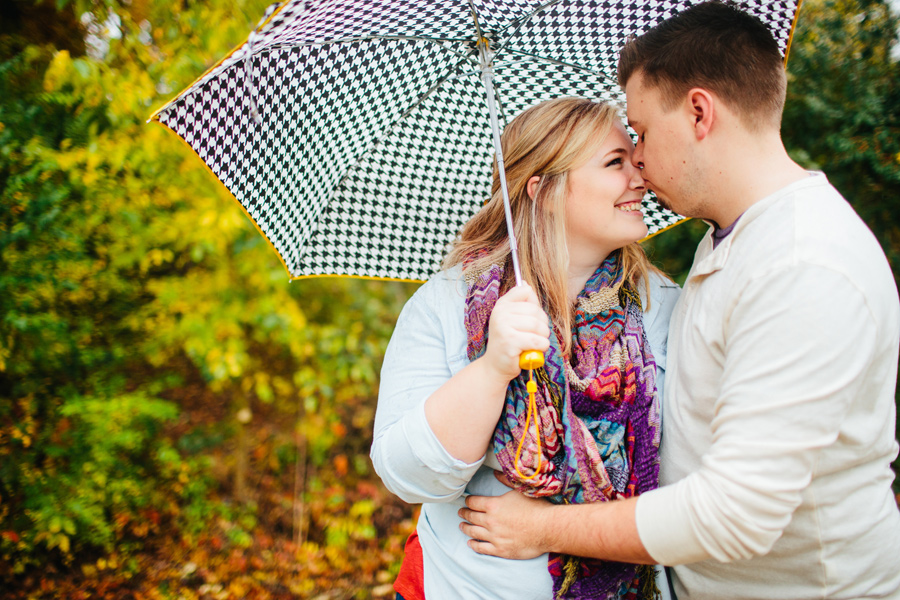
[688, 171, 827, 278]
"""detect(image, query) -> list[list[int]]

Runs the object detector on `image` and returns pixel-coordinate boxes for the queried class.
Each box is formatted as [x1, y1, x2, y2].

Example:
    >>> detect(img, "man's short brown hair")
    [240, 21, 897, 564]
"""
[617, 1, 787, 130]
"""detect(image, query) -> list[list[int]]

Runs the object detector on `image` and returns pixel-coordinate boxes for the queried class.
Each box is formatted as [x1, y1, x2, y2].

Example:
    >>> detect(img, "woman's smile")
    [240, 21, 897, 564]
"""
[615, 199, 644, 213]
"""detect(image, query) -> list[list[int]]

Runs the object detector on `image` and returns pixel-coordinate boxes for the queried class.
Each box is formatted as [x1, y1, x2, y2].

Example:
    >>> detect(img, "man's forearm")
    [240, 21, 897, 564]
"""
[544, 497, 654, 563]
[460, 484, 655, 564]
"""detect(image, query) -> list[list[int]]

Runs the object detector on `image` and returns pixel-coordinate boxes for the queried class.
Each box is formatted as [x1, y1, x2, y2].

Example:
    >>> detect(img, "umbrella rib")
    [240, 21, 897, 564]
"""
[495, 0, 564, 42]
[492, 75, 509, 128]
[468, 0, 486, 39]
[470, 0, 609, 78]
[378, 55, 475, 142]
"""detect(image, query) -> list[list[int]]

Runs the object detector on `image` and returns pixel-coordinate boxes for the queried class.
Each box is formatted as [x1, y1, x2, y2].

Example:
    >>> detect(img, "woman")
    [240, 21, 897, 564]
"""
[370, 98, 680, 599]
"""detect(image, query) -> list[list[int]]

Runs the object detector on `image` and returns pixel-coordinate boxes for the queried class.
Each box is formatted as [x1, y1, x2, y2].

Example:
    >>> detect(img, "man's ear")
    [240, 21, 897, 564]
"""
[686, 88, 714, 141]
[526, 175, 541, 200]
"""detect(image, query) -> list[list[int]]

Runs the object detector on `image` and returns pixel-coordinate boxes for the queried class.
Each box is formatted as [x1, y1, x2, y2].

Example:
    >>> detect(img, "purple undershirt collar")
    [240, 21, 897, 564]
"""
[713, 215, 743, 249]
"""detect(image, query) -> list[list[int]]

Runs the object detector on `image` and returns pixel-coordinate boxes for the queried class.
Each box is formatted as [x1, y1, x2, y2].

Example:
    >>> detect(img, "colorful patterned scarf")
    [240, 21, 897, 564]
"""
[464, 252, 661, 600]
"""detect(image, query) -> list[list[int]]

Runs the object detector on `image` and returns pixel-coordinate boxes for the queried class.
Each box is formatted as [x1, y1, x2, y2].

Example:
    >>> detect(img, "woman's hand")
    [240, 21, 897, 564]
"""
[481, 284, 551, 383]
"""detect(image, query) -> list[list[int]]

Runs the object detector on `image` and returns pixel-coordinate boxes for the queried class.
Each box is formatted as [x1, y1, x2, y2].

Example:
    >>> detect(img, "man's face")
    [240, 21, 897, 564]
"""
[624, 71, 706, 218]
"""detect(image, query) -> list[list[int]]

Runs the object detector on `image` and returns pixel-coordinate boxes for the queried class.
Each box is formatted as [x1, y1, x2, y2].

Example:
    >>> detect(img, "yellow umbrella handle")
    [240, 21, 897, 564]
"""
[514, 350, 545, 481]
[518, 350, 544, 370]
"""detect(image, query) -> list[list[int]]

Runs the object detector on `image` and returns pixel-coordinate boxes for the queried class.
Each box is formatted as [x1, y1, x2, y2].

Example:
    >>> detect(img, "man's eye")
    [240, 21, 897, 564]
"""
[640, 133, 645, 143]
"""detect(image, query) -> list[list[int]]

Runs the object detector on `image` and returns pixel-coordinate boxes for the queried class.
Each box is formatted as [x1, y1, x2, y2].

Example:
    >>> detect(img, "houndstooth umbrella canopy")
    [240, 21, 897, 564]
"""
[150, 0, 800, 282]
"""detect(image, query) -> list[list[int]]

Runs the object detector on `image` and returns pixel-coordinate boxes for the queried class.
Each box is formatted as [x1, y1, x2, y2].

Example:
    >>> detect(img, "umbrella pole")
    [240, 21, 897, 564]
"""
[477, 38, 524, 288]
[478, 39, 545, 481]
[477, 38, 544, 378]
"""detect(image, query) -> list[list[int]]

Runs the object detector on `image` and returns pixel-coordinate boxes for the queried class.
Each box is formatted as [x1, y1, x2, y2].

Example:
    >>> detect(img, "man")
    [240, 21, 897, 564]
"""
[458, 2, 900, 598]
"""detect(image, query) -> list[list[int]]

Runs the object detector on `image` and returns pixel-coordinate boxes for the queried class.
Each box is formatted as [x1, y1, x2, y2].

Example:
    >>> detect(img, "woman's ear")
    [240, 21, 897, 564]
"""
[526, 175, 541, 200]
[687, 88, 714, 141]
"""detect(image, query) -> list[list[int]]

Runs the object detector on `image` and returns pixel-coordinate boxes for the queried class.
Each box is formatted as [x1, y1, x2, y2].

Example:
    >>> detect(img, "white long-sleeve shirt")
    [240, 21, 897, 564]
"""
[635, 173, 900, 600]
[372, 265, 680, 599]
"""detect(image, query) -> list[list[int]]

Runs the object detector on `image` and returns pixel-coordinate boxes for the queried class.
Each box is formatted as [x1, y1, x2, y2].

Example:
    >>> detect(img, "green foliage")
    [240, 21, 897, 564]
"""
[1, 392, 212, 574]
[0, 0, 417, 586]
[642, 219, 707, 284]
[784, 0, 900, 280]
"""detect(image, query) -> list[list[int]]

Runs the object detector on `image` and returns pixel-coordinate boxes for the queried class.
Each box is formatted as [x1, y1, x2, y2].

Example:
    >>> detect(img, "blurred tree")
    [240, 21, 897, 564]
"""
[0, 0, 416, 578]
[783, 0, 900, 276]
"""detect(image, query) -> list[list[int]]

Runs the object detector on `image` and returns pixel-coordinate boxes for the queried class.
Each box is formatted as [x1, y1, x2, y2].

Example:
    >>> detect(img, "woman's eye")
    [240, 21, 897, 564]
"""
[606, 158, 623, 167]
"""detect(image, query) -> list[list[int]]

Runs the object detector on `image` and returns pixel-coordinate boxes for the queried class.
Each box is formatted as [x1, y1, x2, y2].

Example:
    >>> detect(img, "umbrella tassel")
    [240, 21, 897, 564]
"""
[514, 366, 543, 480]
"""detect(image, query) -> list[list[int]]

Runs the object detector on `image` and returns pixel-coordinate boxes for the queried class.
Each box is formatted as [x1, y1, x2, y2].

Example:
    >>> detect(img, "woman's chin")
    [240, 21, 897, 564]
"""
[628, 221, 650, 243]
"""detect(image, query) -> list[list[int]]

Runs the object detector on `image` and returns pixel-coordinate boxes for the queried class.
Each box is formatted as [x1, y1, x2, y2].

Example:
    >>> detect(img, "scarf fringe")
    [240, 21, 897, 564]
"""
[638, 564, 661, 600]
[556, 555, 581, 599]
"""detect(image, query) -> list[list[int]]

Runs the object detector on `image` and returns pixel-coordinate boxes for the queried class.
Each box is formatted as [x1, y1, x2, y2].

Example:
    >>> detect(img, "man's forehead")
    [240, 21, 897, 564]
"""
[624, 73, 656, 124]
[624, 95, 642, 125]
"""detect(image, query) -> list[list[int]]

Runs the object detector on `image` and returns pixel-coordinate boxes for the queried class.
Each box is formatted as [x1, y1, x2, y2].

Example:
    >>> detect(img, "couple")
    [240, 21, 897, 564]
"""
[371, 3, 900, 599]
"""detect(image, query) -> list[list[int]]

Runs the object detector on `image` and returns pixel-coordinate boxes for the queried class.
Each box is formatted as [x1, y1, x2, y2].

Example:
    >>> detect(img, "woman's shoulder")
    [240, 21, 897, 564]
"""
[641, 270, 681, 360]
[392, 265, 468, 362]
[401, 264, 467, 324]
[415, 264, 466, 302]
[644, 270, 681, 308]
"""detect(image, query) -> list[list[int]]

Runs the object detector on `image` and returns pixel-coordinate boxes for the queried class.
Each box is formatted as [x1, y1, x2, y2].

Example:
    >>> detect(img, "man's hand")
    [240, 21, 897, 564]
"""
[458, 473, 554, 559]
[459, 471, 655, 564]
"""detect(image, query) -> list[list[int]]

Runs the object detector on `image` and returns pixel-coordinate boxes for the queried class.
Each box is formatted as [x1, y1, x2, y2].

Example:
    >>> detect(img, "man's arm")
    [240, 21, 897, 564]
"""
[458, 474, 655, 563]
[460, 264, 880, 565]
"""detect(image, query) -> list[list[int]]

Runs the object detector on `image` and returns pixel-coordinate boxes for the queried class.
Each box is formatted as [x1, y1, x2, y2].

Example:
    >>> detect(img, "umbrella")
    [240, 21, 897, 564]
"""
[149, 0, 800, 283]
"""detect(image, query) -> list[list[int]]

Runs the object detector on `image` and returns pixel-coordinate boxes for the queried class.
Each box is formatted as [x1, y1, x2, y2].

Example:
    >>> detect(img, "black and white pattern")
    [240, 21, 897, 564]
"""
[153, 0, 800, 281]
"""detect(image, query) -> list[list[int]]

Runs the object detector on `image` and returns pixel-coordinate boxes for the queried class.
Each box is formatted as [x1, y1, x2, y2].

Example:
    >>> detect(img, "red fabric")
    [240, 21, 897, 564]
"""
[394, 530, 425, 600]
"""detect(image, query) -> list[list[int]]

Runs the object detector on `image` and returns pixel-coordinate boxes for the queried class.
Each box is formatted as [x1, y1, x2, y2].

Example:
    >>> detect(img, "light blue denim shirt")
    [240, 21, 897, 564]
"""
[371, 265, 680, 599]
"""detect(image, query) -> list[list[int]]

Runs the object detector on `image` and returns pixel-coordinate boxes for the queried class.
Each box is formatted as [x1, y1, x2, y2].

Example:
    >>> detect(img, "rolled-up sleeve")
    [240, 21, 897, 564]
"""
[636, 264, 877, 564]
[370, 275, 484, 504]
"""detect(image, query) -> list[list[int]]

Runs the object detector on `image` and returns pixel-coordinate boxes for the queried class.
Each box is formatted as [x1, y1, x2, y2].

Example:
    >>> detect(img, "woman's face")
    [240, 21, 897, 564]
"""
[565, 122, 648, 262]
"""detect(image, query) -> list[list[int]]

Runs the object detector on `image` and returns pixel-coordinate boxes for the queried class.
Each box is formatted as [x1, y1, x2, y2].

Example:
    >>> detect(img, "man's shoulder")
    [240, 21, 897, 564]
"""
[740, 176, 888, 271]
[726, 178, 898, 321]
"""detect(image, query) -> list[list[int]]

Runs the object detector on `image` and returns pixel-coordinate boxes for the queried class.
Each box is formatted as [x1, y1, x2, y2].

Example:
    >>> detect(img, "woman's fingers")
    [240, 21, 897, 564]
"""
[483, 284, 552, 380]
[501, 282, 540, 305]
[491, 289, 551, 342]
[500, 305, 551, 336]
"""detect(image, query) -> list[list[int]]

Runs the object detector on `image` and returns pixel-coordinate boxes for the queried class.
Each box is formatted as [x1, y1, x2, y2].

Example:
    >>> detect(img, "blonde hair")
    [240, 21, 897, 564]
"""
[445, 97, 661, 355]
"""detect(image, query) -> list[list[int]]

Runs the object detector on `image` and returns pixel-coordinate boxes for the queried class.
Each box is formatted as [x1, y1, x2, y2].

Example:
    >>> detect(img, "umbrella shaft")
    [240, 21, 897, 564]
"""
[479, 40, 524, 287]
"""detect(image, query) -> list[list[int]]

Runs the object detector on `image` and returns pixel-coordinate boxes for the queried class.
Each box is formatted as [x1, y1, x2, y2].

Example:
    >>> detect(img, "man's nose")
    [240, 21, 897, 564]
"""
[631, 145, 644, 170]
[628, 161, 645, 190]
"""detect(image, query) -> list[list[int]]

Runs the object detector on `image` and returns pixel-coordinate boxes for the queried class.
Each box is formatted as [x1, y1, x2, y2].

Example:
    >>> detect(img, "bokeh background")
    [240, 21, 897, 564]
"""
[1, 0, 898, 598]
